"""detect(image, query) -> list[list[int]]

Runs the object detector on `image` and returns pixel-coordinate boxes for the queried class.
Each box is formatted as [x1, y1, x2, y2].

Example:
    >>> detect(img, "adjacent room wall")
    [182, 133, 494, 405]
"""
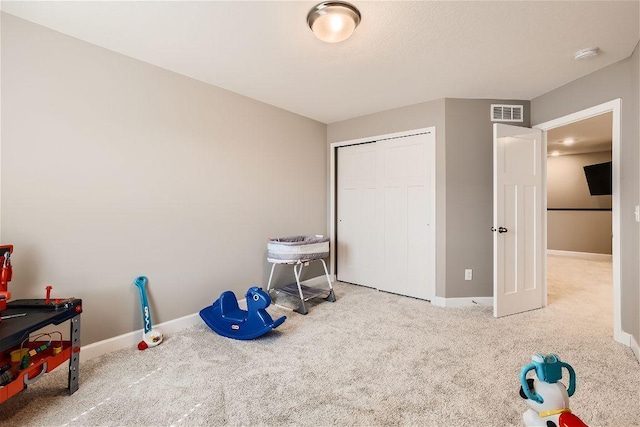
[1, 14, 328, 345]
[531, 41, 640, 344]
[547, 152, 612, 209]
[547, 151, 612, 254]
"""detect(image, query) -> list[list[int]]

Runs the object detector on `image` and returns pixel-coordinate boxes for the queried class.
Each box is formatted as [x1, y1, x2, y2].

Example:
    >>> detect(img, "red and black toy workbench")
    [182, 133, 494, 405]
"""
[0, 298, 82, 403]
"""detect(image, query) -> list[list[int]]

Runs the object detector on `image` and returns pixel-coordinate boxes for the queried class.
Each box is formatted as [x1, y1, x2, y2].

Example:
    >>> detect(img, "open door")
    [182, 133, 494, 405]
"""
[493, 123, 545, 317]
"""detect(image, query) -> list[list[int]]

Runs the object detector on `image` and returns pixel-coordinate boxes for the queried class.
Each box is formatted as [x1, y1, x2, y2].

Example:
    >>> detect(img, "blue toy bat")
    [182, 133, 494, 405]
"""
[133, 276, 163, 350]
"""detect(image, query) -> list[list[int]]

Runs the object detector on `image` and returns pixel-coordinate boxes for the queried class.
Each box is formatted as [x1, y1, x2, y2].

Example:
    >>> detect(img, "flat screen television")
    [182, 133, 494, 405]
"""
[583, 161, 612, 196]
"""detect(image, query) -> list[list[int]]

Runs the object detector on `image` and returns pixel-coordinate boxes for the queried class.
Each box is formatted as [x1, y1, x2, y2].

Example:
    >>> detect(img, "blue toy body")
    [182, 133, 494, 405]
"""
[200, 286, 286, 340]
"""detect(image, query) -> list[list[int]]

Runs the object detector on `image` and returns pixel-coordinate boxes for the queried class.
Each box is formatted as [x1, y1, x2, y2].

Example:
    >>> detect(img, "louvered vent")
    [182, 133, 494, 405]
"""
[491, 104, 524, 122]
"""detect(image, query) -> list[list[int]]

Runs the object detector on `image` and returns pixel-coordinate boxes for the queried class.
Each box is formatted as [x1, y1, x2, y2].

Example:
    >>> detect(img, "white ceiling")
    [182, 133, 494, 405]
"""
[2, 1, 639, 124]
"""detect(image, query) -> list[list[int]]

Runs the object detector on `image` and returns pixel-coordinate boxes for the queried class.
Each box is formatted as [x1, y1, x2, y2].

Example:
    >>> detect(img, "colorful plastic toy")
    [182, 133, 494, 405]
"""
[0, 245, 14, 317]
[200, 286, 286, 340]
[133, 276, 163, 350]
[519, 353, 588, 427]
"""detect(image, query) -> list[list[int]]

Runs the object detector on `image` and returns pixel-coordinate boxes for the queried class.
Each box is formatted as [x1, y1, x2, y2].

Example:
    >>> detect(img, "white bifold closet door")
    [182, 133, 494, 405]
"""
[336, 131, 435, 300]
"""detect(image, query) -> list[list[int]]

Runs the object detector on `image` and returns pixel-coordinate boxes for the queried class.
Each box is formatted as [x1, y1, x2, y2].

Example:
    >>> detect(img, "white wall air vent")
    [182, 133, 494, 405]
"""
[491, 104, 524, 122]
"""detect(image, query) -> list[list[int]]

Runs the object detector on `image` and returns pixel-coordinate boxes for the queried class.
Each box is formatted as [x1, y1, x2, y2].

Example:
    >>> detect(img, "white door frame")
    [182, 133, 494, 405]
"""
[328, 127, 436, 300]
[534, 98, 628, 346]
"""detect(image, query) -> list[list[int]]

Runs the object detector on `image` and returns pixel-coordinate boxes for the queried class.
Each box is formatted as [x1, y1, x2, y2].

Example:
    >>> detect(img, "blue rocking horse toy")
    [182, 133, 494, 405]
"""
[199, 286, 286, 340]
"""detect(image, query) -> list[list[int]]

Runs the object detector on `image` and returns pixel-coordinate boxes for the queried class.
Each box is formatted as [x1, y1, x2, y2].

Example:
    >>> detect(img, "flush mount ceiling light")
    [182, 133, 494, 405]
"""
[307, 1, 361, 43]
[574, 47, 599, 60]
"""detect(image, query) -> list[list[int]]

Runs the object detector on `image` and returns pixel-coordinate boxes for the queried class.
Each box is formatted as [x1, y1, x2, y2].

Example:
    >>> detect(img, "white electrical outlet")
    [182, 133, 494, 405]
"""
[635, 205, 640, 223]
[465, 269, 472, 281]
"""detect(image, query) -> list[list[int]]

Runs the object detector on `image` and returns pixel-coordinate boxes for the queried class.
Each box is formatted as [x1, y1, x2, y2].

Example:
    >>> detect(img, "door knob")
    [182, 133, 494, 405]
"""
[498, 227, 508, 233]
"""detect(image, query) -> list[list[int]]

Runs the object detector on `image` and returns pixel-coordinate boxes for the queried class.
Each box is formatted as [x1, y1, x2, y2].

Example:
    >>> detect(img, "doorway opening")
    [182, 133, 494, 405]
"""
[535, 99, 625, 345]
[545, 112, 613, 330]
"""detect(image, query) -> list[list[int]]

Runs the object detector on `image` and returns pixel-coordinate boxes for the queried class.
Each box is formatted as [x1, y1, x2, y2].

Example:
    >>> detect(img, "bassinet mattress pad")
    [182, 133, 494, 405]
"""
[267, 235, 329, 263]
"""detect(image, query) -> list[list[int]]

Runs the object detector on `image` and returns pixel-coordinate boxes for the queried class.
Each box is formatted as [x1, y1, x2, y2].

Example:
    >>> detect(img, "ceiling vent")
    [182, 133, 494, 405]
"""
[491, 104, 524, 122]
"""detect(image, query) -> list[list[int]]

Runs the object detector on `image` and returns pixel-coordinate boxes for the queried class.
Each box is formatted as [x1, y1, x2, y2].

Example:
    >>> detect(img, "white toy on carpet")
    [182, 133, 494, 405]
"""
[519, 353, 588, 427]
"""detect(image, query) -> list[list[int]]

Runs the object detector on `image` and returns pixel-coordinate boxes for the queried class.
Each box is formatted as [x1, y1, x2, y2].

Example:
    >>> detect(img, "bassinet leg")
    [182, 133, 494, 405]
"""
[266, 263, 277, 293]
[320, 259, 336, 302]
[293, 262, 308, 315]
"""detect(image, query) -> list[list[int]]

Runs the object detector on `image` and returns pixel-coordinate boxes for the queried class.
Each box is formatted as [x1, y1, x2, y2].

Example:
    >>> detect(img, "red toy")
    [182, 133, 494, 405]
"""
[0, 245, 14, 317]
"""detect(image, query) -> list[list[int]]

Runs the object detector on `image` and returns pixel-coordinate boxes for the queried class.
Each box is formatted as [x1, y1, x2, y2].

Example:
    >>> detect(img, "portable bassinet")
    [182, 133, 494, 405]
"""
[266, 235, 334, 315]
[267, 235, 329, 263]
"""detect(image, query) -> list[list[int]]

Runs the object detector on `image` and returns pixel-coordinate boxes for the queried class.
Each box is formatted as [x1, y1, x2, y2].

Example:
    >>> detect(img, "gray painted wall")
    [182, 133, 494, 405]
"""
[444, 99, 530, 298]
[1, 14, 328, 345]
[547, 152, 612, 254]
[531, 42, 640, 342]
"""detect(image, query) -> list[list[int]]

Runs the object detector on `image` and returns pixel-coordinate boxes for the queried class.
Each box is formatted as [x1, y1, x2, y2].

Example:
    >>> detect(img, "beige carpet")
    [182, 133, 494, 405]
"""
[1, 256, 638, 426]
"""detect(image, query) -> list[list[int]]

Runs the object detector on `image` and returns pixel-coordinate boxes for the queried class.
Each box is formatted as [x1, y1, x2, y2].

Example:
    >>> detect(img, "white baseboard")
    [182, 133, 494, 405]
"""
[613, 328, 631, 347]
[630, 333, 639, 363]
[81, 275, 332, 361]
[432, 296, 493, 307]
[81, 312, 203, 361]
[547, 249, 612, 262]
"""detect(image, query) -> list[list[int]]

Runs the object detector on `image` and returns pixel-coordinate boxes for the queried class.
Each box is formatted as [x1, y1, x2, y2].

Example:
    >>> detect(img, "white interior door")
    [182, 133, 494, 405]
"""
[337, 131, 435, 301]
[493, 123, 544, 317]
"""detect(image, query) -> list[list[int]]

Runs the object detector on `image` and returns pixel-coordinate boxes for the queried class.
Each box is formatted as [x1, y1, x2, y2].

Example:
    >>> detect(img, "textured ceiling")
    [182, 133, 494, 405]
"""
[1, 1, 639, 124]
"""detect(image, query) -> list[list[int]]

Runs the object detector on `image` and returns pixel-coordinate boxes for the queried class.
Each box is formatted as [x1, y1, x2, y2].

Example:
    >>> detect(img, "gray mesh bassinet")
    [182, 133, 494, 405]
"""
[267, 235, 329, 263]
